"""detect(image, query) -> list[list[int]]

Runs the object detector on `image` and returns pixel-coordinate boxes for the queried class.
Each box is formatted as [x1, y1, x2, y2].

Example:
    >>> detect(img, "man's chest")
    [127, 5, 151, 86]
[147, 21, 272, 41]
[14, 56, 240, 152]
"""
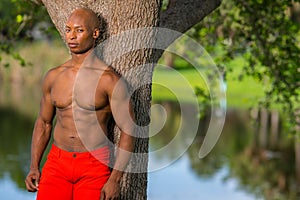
[51, 69, 109, 110]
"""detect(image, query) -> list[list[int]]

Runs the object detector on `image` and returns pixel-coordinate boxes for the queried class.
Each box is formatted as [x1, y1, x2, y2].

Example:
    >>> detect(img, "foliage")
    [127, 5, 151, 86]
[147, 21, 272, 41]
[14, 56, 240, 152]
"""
[0, 0, 57, 67]
[188, 0, 300, 134]
[1, 0, 300, 132]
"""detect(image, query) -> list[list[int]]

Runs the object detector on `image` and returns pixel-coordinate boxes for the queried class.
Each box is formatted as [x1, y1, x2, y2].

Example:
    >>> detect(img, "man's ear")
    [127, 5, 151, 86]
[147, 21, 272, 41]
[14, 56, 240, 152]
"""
[93, 28, 100, 39]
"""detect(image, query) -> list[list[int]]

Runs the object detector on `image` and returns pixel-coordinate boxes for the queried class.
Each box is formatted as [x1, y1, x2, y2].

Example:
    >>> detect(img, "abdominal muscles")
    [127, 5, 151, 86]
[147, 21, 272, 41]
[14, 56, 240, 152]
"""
[53, 105, 109, 152]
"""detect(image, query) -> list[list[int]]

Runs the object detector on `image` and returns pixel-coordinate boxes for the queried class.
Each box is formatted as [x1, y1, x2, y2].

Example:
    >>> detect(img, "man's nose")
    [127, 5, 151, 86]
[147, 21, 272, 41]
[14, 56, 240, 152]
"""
[70, 31, 77, 39]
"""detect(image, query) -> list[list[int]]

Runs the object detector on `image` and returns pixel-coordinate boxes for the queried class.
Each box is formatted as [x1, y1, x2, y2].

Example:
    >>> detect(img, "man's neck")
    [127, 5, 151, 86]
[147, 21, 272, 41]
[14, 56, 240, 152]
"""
[70, 49, 94, 69]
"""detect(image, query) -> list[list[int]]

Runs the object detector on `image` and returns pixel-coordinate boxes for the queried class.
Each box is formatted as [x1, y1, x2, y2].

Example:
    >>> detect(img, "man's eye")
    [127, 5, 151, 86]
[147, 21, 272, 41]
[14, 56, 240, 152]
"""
[77, 29, 84, 32]
[65, 29, 70, 33]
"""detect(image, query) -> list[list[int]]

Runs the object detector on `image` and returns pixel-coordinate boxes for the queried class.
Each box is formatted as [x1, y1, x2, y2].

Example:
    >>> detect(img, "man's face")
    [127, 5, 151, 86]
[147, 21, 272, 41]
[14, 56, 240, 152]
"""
[65, 12, 98, 54]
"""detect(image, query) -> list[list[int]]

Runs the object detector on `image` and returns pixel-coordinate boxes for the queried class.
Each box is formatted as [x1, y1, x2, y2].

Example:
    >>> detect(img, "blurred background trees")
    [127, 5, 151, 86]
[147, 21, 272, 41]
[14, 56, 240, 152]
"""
[160, 0, 300, 134]
[1, 0, 299, 133]
[0, 0, 58, 66]
[195, 0, 300, 133]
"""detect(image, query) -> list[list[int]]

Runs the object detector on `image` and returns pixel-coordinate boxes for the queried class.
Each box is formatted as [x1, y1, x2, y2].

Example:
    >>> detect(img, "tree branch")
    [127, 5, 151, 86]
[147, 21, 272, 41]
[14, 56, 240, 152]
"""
[159, 0, 222, 33]
[29, 0, 43, 5]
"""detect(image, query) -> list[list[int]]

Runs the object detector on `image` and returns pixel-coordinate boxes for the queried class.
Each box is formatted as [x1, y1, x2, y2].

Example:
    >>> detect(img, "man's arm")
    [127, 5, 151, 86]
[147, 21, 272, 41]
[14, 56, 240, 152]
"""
[25, 70, 56, 192]
[101, 74, 136, 200]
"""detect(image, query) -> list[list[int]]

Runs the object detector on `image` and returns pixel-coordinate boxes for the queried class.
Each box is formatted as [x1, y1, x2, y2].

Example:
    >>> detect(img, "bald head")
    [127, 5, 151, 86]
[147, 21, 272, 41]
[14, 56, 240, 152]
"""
[68, 8, 100, 30]
[65, 8, 101, 53]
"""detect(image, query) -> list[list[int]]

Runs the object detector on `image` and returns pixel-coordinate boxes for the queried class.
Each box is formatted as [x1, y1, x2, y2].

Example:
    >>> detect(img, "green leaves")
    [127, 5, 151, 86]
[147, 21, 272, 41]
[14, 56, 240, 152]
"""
[16, 14, 23, 23]
[191, 0, 300, 134]
[0, 0, 55, 67]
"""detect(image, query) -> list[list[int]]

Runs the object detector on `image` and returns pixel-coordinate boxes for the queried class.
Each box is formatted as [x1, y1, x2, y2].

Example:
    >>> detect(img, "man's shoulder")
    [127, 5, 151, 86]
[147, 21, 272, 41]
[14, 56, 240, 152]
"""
[45, 61, 69, 77]
[43, 61, 69, 83]
[102, 66, 122, 83]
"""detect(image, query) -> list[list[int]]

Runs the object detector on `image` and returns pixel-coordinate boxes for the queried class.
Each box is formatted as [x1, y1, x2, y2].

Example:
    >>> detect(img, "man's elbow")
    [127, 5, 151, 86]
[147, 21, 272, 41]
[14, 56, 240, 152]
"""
[35, 117, 53, 132]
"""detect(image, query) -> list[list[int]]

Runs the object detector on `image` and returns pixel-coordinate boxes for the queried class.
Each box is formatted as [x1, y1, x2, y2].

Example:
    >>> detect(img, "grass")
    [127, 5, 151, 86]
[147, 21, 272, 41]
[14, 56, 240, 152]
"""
[152, 66, 207, 104]
[224, 57, 265, 109]
[152, 57, 265, 109]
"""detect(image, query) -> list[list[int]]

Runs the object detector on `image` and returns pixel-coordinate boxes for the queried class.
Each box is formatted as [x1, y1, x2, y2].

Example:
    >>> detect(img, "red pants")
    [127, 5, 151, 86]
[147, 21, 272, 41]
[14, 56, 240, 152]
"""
[37, 144, 111, 200]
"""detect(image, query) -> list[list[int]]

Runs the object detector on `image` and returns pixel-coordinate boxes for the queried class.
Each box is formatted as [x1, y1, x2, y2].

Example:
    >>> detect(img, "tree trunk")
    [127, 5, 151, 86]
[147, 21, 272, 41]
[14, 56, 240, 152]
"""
[295, 138, 300, 186]
[270, 110, 280, 149]
[295, 108, 300, 186]
[259, 108, 269, 148]
[35, 0, 221, 199]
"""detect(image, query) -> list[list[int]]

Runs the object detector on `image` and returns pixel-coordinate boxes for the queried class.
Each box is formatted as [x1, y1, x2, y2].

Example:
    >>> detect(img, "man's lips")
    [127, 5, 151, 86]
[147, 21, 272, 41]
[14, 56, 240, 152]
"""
[68, 43, 78, 48]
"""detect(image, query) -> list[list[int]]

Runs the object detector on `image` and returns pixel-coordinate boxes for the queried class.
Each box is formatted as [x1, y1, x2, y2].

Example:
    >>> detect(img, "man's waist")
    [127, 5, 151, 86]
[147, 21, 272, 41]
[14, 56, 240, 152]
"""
[50, 143, 110, 161]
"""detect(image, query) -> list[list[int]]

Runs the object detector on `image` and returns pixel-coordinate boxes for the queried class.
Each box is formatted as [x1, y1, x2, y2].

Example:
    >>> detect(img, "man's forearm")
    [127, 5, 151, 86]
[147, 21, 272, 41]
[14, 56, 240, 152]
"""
[109, 133, 135, 182]
[30, 118, 52, 169]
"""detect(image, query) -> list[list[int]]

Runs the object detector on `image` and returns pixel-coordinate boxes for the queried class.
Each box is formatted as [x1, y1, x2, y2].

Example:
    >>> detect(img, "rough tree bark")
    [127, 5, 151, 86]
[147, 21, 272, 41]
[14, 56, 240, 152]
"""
[34, 0, 221, 199]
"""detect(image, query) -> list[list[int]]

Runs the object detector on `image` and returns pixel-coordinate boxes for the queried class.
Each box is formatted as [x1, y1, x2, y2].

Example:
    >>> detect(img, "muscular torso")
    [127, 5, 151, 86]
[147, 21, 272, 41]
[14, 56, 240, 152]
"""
[50, 60, 114, 152]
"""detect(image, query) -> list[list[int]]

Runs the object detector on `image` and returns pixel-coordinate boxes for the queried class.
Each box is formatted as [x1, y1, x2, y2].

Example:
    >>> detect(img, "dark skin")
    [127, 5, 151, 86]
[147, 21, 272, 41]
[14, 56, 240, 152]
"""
[25, 8, 135, 200]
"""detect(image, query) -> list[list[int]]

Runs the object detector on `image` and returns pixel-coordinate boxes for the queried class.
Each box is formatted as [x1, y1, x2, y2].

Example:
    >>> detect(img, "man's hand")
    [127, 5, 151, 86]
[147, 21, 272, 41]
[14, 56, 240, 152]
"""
[25, 168, 40, 192]
[100, 179, 120, 200]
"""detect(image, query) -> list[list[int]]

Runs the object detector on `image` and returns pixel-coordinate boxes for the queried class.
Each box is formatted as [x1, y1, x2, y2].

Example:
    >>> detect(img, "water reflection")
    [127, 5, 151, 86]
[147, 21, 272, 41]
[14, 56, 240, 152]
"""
[150, 101, 299, 200]
[1, 173, 36, 200]
[0, 107, 33, 189]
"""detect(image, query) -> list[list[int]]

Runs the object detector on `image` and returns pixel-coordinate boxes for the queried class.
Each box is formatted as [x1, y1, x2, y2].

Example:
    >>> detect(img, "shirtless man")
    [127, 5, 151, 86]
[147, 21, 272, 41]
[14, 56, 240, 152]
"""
[25, 8, 135, 200]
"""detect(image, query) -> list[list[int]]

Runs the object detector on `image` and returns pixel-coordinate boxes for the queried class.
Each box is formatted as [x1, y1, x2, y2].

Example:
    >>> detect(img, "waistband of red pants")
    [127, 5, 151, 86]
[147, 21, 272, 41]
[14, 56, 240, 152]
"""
[50, 144, 110, 163]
